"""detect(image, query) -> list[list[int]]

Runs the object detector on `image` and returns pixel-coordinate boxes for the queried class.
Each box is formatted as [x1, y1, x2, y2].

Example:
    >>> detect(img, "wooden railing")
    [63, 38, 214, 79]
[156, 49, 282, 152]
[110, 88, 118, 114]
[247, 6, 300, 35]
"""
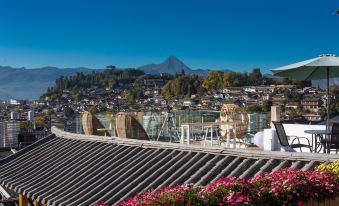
[303, 196, 339, 206]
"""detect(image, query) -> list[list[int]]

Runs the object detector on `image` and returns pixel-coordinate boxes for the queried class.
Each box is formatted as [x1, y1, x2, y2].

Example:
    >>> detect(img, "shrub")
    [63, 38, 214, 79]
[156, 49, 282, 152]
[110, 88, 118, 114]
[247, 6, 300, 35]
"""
[119, 185, 202, 206]
[316, 161, 339, 176]
[200, 177, 257, 205]
[96, 168, 339, 206]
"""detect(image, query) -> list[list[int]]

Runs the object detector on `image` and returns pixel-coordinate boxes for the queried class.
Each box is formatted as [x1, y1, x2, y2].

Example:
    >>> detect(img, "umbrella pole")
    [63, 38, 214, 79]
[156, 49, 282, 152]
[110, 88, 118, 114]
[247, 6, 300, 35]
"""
[327, 66, 330, 130]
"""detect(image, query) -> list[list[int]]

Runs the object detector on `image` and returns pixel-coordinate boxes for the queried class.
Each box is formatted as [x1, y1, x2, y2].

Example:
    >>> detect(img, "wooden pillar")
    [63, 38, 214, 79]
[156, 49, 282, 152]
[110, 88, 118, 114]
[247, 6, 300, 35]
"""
[270, 106, 281, 126]
[34, 199, 46, 206]
[19, 193, 28, 206]
[270, 105, 282, 151]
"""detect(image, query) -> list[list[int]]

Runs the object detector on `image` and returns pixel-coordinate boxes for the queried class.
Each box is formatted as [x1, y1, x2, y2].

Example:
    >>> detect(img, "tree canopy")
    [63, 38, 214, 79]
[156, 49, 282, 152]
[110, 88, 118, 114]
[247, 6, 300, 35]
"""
[162, 74, 205, 100]
[42, 68, 145, 99]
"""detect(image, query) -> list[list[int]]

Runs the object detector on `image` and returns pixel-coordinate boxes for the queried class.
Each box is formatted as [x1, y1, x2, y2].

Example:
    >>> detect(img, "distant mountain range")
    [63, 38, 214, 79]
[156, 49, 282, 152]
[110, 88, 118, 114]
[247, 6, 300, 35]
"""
[0, 56, 233, 100]
[312, 79, 339, 89]
[138, 55, 231, 75]
[0, 66, 94, 100]
[0, 56, 332, 100]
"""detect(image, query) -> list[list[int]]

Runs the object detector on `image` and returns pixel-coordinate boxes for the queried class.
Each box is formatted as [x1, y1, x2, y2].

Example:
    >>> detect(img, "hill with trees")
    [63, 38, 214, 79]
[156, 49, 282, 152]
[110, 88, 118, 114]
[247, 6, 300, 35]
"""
[42, 67, 145, 100]
[162, 73, 205, 100]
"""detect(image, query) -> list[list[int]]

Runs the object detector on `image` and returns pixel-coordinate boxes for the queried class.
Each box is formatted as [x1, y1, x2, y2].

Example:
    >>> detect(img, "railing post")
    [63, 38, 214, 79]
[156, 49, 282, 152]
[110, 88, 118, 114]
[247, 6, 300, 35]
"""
[19, 193, 28, 206]
[180, 125, 184, 144]
[210, 127, 213, 146]
[33, 199, 39, 206]
[233, 124, 237, 148]
[226, 125, 230, 148]
[187, 125, 190, 145]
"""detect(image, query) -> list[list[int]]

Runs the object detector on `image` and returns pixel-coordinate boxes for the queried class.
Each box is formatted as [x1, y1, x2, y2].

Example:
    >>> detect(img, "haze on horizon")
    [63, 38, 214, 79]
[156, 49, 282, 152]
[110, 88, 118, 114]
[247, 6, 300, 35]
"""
[0, 0, 338, 73]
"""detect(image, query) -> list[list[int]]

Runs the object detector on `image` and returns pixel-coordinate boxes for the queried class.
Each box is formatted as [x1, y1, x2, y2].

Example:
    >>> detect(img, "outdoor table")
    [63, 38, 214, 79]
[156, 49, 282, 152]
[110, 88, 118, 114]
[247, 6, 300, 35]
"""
[304, 130, 331, 153]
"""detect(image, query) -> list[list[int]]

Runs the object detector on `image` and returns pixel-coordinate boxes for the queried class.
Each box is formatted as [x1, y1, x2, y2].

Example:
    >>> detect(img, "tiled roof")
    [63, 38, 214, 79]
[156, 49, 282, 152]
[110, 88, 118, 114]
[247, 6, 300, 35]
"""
[0, 127, 338, 206]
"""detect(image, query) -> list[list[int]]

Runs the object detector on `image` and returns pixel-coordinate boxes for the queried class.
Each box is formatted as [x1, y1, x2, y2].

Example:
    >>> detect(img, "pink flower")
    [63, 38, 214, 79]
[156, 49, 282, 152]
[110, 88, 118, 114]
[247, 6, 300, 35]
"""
[115, 168, 339, 206]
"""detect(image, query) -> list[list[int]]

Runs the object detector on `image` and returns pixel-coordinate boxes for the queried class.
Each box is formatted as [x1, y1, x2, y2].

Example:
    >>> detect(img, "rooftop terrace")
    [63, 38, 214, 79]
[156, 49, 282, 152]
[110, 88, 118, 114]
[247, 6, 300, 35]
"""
[0, 127, 338, 205]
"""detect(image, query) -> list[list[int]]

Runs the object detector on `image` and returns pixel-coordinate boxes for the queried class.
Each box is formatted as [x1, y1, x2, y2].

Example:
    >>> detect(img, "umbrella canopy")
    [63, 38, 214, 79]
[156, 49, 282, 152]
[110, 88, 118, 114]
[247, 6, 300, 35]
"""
[271, 54, 339, 80]
[271, 54, 339, 131]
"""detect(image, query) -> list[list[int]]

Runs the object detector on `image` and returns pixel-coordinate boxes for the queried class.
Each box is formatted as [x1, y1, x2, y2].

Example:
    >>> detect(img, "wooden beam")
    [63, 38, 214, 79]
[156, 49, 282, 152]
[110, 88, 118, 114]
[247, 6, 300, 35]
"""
[19, 193, 28, 206]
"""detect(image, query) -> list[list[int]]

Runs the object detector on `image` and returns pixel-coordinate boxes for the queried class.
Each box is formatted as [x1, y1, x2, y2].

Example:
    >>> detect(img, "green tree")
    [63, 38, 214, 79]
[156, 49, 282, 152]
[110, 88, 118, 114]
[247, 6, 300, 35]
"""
[20, 121, 31, 131]
[262, 100, 272, 112]
[249, 68, 263, 86]
[163, 74, 205, 100]
[41, 68, 145, 100]
[44, 109, 55, 117]
[88, 106, 98, 114]
[247, 104, 262, 113]
[35, 116, 45, 127]
[63, 107, 75, 116]
[203, 71, 224, 90]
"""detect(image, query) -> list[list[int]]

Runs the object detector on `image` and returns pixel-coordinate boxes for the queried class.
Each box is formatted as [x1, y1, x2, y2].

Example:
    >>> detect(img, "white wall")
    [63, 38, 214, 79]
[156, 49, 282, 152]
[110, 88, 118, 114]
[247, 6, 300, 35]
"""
[262, 124, 326, 153]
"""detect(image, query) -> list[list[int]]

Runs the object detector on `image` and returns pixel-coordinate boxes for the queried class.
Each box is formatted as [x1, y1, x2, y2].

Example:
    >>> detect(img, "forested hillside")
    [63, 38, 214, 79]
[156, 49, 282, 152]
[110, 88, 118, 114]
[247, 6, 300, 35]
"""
[41, 67, 311, 102]
[42, 67, 145, 99]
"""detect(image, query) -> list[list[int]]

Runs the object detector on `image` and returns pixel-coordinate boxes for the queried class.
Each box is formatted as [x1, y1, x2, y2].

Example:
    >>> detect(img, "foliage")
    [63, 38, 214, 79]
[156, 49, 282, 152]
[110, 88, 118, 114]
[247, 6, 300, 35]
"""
[109, 168, 339, 206]
[120, 185, 202, 206]
[34, 116, 45, 127]
[203, 71, 225, 90]
[282, 79, 312, 88]
[11, 107, 20, 113]
[316, 161, 339, 176]
[44, 109, 55, 117]
[88, 106, 98, 114]
[202, 68, 311, 91]
[121, 86, 144, 104]
[318, 107, 327, 117]
[129, 86, 144, 103]
[203, 68, 266, 90]
[248, 100, 271, 113]
[63, 107, 75, 116]
[162, 74, 205, 100]
[283, 89, 302, 101]
[262, 100, 272, 112]
[287, 108, 303, 119]
[247, 104, 263, 113]
[249, 68, 262, 86]
[249, 168, 338, 204]
[201, 177, 257, 205]
[42, 68, 145, 99]
[20, 121, 31, 131]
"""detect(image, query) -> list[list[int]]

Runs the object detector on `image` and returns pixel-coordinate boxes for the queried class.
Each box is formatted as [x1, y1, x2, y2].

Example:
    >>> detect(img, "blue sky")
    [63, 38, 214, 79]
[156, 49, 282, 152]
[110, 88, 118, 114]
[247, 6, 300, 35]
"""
[0, 0, 338, 73]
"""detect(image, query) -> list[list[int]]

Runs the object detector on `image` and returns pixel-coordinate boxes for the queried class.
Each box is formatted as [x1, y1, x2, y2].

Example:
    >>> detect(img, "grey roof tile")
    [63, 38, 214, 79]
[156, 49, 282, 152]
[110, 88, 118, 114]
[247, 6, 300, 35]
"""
[0, 128, 332, 206]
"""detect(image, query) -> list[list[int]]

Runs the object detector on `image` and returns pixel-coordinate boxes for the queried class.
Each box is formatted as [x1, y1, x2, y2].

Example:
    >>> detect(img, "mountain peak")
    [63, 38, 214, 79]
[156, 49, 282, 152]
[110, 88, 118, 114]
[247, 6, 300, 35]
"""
[163, 55, 183, 65]
[162, 56, 187, 68]
[138, 56, 191, 74]
[166, 55, 178, 60]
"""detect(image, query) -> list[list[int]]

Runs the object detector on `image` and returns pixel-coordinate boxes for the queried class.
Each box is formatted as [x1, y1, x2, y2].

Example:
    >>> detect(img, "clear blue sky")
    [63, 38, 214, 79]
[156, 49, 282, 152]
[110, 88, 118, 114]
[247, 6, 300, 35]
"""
[0, 0, 338, 73]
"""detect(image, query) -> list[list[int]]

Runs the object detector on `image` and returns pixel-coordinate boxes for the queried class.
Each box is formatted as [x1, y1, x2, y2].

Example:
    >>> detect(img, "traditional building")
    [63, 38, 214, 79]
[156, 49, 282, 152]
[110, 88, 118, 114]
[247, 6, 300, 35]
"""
[0, 127, 336, 206]
[301, 98, 322, 113]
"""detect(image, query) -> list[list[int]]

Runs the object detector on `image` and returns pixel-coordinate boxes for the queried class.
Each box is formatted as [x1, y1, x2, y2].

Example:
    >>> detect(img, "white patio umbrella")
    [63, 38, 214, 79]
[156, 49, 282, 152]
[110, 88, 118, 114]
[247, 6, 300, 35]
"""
[271, 54, 339, 128]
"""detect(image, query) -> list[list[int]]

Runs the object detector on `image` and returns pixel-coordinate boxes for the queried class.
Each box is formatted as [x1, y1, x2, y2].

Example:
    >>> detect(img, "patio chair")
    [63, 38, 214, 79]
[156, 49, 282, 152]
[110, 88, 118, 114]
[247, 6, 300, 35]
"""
[326, 123, 339, 153]
[272, 121, 313, 152]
